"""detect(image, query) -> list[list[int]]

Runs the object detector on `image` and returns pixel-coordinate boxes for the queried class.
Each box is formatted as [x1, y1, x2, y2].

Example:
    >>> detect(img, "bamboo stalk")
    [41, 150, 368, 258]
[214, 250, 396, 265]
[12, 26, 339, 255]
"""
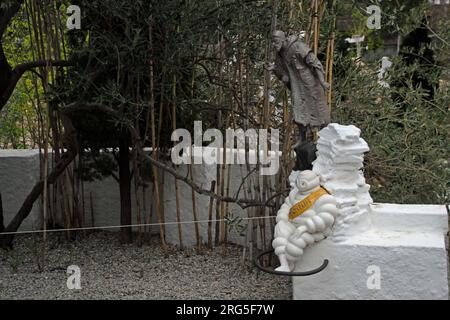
[32, 0, 50, 242]
[326, 0, 337, 109]
[305, 0, 315, 45]
[89, 191, 95, 228]
[188, 54, 201, 250]
[172, 73, 184, 249]
[207, 180, 216, 250]
[189, 157, 201, 250]
[215, 32, 224, 248]
[133, 144, 143, 245]
[313, 0, 319, 56]
[145, 183, 155, 241]
[148, 22, 167, 249]
[327, 34, 335, 109]
[214, 158, 221, 246]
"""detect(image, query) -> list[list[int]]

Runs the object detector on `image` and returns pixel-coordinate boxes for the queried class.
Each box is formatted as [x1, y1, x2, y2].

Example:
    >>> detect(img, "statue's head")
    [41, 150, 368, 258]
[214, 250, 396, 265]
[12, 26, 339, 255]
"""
[296, 170, 320, 193]
[272, 30, 286, 51]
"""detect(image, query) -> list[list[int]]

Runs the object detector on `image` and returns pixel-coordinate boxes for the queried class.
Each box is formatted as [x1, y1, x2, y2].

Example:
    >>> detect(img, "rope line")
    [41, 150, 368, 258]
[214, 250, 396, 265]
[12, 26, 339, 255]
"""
[0, 215, 277, 236]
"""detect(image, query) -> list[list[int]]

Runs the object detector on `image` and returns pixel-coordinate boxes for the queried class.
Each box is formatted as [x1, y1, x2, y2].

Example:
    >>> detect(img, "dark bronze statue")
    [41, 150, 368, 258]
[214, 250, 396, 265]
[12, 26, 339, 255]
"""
[268, 30, 331, 170]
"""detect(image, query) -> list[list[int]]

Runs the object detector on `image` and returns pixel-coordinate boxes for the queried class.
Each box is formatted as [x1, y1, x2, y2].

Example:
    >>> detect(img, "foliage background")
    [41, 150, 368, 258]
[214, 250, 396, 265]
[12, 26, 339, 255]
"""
[0, 0, 448, 205]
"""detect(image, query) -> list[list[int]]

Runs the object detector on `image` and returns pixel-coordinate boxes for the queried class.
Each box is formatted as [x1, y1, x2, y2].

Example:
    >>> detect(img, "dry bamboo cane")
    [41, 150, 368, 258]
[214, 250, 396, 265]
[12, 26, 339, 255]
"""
[223, 150, 232, 254]
[289, 0, 295, 23]
[188, 65, 201, 251]
[214, 167, 221, 247]
[47, 5, 59, 228]
[223, 40, 243, 252]
[89, 192, 95, 228]
[313, 0, 319, 56]
[80, 165, 86, 232]
[172, 73, 184, 249]
[148, 23, 167, 249]
[156, 77, 165, 153]
[146, 184, 155, 241]
[214, 34, 223, 248]
[31, 0, 51, 242]
[55, 0, 75, 233]
[42, 121, 49, 242]
[305, 0, 315, 46]
[257, 3, 277, 254]
[207, 180, 216, 250]
[326, 0, 337, 109]
[160, 170, 166, 228]
[238, 42, 252, 264]
[130, 78, 142, 244]
[151, 118, 165, 247]
[155, 55, 167, 235]
[31, 0, 70, 240]
[133, 140, 143, 245]
[220, 60, 235, 251]
[142, 185, 148, 240]
[328, 36, 335, 108]
[319, 0, 325, 21]
[189, 149, 201, 250]
[325, 38, 331, 80]
[260, 177, 267, 250]
[217, 35, 226, 248]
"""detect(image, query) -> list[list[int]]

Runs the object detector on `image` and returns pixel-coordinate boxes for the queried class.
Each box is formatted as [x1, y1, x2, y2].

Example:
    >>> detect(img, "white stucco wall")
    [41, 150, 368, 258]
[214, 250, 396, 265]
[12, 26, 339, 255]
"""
[0, 149, 274, 248]
[293, 203, 449, 300]
[0, 150, 42, 231]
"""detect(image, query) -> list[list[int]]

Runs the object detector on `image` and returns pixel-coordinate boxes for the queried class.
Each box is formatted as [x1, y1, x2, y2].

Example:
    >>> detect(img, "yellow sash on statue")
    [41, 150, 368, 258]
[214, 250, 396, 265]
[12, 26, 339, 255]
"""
[289, 187, 329, 220]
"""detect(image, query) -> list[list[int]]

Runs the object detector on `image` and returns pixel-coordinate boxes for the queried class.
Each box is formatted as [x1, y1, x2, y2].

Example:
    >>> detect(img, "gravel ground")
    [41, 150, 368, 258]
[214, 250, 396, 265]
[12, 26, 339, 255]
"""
[0, 232, 291, 300]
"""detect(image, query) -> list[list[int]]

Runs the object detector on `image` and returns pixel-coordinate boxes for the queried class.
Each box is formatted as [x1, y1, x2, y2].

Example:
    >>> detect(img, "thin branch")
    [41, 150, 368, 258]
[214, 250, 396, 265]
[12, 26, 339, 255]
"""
[234, 166, 258, 199]
[0, 59, 72, 110]
[13, 59, 72, 74]
[61, 102, 286, 210]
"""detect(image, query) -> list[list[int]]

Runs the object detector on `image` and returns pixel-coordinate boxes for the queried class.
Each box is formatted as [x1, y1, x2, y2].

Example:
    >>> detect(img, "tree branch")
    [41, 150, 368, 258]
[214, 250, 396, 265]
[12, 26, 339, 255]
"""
[0, 0, 24, 36]
[13, 59, 72, 74]
[130, 126, 284, 210]
[0, 60, 72, 111]
[0, 112, 78, 249]
[61, 102, 287, 210]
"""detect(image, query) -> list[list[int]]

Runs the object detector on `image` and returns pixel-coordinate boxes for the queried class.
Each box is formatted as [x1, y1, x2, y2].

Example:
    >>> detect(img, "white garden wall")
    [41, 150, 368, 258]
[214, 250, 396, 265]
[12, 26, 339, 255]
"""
[0, 149, 274, 248]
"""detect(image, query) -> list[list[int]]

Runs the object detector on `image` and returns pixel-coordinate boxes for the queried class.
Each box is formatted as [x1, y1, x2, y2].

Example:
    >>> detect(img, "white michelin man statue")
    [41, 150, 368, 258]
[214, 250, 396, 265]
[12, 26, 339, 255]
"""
[272, 170, 339, 272]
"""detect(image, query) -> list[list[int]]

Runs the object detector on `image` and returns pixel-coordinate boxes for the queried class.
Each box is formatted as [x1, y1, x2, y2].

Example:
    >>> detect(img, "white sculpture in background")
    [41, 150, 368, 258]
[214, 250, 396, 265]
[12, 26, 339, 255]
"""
[272, 170, 339, 272]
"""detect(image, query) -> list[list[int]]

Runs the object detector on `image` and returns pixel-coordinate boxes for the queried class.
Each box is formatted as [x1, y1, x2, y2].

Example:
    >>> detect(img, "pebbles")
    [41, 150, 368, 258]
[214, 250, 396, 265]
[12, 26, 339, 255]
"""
[0, 232, 291, 300]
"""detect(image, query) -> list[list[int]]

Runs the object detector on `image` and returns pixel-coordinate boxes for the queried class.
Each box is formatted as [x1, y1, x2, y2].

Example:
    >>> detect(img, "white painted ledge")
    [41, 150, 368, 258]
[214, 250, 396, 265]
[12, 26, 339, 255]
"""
[370, 203, 448, 233]
[293, 203, 449, 300]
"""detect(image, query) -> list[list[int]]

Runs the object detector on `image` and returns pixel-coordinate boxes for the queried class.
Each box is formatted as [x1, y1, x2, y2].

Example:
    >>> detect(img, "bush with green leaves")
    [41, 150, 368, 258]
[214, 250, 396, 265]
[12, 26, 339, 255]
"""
[332, 44, 449, 204]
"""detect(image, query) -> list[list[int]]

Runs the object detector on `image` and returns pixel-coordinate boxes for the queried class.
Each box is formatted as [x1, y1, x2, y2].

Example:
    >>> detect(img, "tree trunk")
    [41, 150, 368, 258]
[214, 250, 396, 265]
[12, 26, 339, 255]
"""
[0, 149, 77, 249]
[0, 0, 24, 112]
[0, 42, 13, 108]
[119, 138, 133, 243]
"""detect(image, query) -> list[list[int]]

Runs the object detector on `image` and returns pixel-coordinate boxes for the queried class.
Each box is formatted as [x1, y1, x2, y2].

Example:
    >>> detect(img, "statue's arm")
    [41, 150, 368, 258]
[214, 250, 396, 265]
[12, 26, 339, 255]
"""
[270, 56, 291, 90]
[275, 65, 291, 89]
[272, 64, 284, 80]
[305, 52, 330, 91]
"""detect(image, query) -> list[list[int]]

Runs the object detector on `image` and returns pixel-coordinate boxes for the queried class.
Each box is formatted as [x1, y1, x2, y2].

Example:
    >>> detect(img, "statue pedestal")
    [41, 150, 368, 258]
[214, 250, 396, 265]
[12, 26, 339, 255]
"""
[293, 124, 448, 299]
[293, 203, 449, 300]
